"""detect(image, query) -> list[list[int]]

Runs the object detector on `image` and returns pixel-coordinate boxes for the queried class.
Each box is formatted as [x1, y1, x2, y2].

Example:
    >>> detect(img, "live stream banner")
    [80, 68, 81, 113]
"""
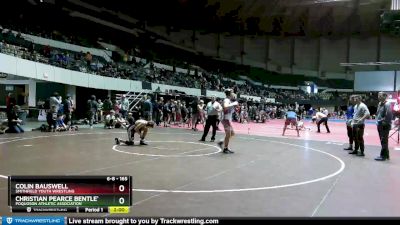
[0, 217, 221, 225]
[1, 217, 388, 225]
[8, 176, 132, 213]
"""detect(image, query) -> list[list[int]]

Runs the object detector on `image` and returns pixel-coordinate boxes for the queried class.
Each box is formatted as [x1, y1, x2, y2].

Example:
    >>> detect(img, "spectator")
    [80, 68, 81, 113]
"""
[49, 92, 62, 112]
[105, 110, 117, 129]
[56, 113, 68, 132]
[102, 96, 113, 119]
[6, 93, 16, 111]
[85, 52, 92, 68]
[97, 99, 103, 122]
[113, 100, 121, 115]
[120, 95, 129, 118]
[46, 105, 58, 132]
[6, 104, 24, 133]
[142, 96, 153, 121]
[87, 95, 98, 128]
[163, 100, 171, 127]
[191, 96, 200, 131]
[43, 45, 51, 57]
[63, 95, 74, 126]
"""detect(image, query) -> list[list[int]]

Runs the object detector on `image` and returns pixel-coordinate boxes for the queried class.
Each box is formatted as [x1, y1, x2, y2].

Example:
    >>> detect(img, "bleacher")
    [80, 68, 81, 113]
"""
[1, 24, 354, 102]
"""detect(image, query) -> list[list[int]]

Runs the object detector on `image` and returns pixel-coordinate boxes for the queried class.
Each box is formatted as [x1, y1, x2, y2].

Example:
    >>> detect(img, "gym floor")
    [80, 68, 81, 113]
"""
[0, 120, 400, 217]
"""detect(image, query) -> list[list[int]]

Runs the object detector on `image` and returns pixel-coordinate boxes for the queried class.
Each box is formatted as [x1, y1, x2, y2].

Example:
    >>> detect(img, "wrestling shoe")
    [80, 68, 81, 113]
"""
[223, 148, 235, 154]
[140, 140, 148, 145]
[115, 138, 120, 145]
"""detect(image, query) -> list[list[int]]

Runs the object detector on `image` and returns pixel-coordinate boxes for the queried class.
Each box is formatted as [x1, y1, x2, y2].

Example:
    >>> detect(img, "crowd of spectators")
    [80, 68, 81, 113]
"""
[0, 25, 354, 103]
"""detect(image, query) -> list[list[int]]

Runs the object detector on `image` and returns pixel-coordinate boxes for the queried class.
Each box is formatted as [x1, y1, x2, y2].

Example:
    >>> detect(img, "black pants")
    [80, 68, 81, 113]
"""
[64, 113, 72, 126]
[346, 125, 353, 145]
[47, 120, 57, 131]
[155, 111, 161, 125]
[352, 124, 365, 153]
[317, 117, 330, 132]
[377, 123, 391, 158]
[201, 115, 218, 140]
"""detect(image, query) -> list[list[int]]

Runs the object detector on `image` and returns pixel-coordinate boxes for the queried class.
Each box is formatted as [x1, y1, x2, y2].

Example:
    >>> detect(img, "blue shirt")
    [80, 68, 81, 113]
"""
[346, 106, 354, 119]
[286, 111, 297, 119]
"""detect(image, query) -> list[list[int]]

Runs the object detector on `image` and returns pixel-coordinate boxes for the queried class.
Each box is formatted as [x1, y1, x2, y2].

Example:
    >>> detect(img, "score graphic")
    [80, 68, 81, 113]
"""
[8, 176, 132, 213]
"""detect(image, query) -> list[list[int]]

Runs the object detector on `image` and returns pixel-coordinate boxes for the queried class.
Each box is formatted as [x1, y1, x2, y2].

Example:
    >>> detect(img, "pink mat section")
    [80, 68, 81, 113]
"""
[169, 119, 400, 148]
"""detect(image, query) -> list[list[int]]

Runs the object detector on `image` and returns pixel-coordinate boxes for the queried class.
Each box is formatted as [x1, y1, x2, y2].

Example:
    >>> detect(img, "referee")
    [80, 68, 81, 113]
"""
[200, 96, 222, 142]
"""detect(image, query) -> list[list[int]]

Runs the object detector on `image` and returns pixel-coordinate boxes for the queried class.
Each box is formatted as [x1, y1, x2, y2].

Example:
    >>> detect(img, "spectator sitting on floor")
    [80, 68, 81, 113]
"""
[115, 114, 127, 129]
[0, 120, 8, 134]
[105, 110, 117, 129]
[6, 104, 24, 133]
[56, 113, 68, 132]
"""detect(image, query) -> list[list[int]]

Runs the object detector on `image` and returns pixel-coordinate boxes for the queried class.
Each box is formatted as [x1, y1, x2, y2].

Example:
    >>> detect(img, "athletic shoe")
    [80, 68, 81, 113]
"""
[223, 148, 235, 154]
[115, 138, 120, 145]
[210, 139, 215, 142]
[199, 139, 205, 142]
[356, 152, 365, 157]
[217, 141, 223, 150]
[374, 156, 388, 161]
[349, 151, 358, 154]
[343, 147, 353, 150]
[126, 141, 134, 146]
[140, 140, 148, 145]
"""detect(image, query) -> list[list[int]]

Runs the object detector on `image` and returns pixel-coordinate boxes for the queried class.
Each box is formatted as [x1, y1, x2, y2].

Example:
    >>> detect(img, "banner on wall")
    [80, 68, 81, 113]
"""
[142, 81, 152, 90]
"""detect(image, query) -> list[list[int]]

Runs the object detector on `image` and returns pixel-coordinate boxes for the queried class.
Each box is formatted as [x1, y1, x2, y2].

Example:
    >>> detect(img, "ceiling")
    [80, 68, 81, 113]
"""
[72, 0, 390, 36]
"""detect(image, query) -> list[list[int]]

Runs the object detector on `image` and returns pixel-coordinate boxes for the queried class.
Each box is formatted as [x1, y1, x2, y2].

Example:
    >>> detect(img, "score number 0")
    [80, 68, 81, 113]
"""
[118, 185, 125, 204]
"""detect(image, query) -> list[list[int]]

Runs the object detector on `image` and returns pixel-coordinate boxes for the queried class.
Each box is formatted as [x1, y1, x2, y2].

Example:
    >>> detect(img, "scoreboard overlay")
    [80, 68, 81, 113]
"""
[8, 176, 132, 213]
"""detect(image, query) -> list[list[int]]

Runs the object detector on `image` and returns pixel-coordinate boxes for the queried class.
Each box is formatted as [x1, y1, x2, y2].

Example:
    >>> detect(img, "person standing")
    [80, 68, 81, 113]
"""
[6, 93, 16, 112]
[88, 95, 98, 128]
[102, 96, 113, 121]
[217, 89, 238, 154]
[316, 109, 330, 133]
[200, 96, 222, 142]
[344, 96, 355, 151]
[120, 95, 129, 119]
[63, 95, 74, 126]
[375, 92, 393, 161]
[50, 92, 62, 112]
[156, 98, 163, 126]
[163, 100, 171, 127]
[176, 100, 182, 127]
[142, 96, 153, 121]
[349, 95, 370, 157]
[97, 99, 103, 122]
[191, 97, 200, 131]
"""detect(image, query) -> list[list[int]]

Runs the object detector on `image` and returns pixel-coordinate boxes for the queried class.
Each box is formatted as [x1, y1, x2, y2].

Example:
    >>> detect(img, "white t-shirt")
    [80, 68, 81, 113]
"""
[106, 114, 116, 122]
[316, 112, 327, 119]
[207, 101, 222, 116]
[223, 98, 237, 121]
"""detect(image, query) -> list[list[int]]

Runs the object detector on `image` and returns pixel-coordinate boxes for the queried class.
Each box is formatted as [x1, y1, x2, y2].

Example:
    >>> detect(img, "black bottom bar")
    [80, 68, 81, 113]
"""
[12, 207, 109, 213]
